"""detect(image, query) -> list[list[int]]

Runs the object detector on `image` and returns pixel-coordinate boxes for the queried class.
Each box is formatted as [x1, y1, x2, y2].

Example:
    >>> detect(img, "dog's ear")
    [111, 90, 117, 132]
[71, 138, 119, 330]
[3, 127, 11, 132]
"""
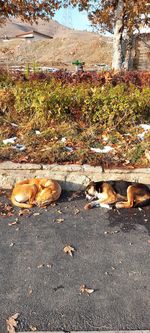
[88, 181, 95, 186]
[85, 181, 95, 192]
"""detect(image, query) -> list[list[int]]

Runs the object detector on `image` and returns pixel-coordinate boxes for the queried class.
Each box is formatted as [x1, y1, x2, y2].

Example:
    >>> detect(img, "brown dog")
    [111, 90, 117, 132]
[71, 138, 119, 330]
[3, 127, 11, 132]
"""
[84, 180, 150, 209]
[11, 178, 61, 208]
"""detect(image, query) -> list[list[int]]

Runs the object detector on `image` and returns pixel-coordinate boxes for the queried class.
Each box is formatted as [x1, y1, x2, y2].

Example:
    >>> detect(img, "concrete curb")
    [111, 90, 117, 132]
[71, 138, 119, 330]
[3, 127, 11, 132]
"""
[0, 162, 150, 191]
[18, 331, 150, 333]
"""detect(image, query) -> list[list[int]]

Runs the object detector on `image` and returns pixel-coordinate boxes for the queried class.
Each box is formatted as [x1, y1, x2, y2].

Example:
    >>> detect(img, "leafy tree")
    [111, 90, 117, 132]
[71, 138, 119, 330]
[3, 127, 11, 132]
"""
[0, 0, 60, 25]
[69, 0, 150, 70]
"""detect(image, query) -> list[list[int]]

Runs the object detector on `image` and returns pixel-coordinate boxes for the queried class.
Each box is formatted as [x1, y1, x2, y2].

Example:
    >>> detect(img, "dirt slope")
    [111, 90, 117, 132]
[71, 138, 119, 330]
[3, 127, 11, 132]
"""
[0, 18, 113, 70]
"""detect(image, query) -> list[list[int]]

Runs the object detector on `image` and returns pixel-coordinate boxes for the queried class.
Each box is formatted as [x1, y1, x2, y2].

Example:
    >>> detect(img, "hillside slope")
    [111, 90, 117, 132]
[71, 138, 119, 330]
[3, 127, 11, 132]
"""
[0, 18, 113, 69]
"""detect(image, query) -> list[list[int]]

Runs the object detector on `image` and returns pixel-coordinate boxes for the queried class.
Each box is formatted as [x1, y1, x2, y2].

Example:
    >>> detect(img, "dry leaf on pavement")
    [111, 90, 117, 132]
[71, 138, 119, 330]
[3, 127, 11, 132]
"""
[63, 245, 75, 256]
[29, 325, 37, 331]
[18, 209, 30, 216]
[68, 191, 82, 201]
[6, 313, 19, 333]
[8, 219, 18, 226]
[57, 209, 62, 214]
[9, 242, 15, 247]
[79, 284, 94, 295]
[54, 218, 64, 223]
[74, 208, 80, 215]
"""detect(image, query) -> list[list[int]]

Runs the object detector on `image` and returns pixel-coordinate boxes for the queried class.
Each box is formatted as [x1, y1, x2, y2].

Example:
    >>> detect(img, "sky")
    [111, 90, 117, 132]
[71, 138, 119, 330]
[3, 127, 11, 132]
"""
[54, 6, 150, 34]
[54, 6, 94, 32]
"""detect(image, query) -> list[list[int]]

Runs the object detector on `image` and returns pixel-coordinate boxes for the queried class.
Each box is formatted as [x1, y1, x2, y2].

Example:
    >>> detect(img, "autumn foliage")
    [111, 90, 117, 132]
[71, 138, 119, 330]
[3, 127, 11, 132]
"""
[0, 69, 150, 167]
[0, 0, 60, 25]
[72, 0, 150, 34]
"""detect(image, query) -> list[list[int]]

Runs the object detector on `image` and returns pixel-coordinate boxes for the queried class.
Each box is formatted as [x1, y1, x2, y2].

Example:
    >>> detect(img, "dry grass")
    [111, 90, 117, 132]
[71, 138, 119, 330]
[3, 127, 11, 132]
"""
[0, 120, 149, 167]
[0, 28, 112, 70]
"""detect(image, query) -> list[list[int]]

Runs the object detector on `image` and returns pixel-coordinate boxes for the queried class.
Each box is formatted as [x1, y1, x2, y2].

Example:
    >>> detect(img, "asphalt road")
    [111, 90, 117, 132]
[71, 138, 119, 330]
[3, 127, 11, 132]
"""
[0, 190, 150, 332]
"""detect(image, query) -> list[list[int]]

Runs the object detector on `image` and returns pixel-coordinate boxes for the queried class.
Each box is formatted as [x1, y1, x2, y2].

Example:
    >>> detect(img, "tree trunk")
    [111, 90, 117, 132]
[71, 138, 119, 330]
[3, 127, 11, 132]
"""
[112, 0, 124, 71]
[124, 33, 134, 70]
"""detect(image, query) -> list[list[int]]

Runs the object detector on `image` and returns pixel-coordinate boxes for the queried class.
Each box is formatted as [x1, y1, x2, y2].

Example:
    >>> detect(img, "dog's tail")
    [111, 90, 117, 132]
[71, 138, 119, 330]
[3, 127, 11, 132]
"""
[11, 195, 33, 208]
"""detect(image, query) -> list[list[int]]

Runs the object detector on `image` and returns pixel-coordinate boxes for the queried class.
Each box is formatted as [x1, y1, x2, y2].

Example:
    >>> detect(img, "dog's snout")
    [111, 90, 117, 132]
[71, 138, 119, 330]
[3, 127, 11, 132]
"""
[86, 193, 93, 201]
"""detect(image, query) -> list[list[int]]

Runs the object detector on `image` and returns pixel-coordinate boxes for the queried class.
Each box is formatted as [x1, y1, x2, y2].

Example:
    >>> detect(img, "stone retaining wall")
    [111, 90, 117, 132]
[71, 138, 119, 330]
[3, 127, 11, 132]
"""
[0, 162, 150, 191]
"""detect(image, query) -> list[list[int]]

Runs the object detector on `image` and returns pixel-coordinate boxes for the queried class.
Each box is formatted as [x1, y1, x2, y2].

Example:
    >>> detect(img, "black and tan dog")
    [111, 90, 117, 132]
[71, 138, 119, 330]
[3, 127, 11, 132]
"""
[84, 180, 150, 209]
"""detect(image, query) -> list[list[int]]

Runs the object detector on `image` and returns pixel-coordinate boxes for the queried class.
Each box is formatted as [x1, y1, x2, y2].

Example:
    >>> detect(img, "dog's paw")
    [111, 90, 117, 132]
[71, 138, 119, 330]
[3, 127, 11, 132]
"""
[84, 203, 92, 210]
[100, 203, 112, 209]
[115, 202, 124, 209]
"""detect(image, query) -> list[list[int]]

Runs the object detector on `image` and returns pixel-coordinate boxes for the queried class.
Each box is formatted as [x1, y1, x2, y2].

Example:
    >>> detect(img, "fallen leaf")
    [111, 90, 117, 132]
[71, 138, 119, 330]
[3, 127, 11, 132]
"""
[9, 242, 15, 247]
[1, 204, 14, 217]
[18, 209, 30, 216]
[68, 191, 82, 201]
[63, 245, 75, 256]
[46, 263, 52, 268]
[79, 284, 94, 295]
[7, 211, 14, 217]
[104, 230, 119, 235]
[57, 209, 62, 214]
[37, 264, 44, 268]
[8, 221, 17, 226]
[5, 204, 13, 211]
[18, 156, 29, 163]
[74, 208, 80, 215]
[29, 325, 37, 332]
[54, 218, 64, 223]
[6, 313, 19, 333]
[28, 286, 33, 295]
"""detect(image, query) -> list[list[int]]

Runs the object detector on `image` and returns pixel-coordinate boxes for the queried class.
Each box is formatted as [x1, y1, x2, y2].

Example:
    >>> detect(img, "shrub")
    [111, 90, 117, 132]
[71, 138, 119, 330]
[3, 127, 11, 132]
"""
[80, 83, 150, 130]
[0, 73, 150, 132]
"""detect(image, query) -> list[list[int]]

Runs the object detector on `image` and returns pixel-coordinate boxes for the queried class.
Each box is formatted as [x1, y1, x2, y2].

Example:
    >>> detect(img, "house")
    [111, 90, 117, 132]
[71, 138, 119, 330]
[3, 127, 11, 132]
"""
[15, 30, 53, 41]
[133, 32, 150, 71]
[0, 19, 53, 41]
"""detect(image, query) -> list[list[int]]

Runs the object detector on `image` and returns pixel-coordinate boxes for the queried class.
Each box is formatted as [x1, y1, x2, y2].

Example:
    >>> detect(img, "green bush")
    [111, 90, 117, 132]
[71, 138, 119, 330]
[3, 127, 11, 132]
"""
[1, 79, 150, 131]
[82, 83, 150, 130]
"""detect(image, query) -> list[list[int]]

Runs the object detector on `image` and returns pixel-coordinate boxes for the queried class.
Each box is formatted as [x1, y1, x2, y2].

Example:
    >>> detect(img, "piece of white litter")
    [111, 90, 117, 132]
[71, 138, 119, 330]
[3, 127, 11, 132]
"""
[61, 137, 67, 143]
[91, 146, 114, 153]
[137, 132, 146, 140]
[137, 124, 150, 140]
[139, 124, 150, 131]
[15, 144, 26, 151]
[65, 146, 74, 152]
[11, 122, 18, 127]
[3, 137, 17, 144]
[35, 130, 41, 135]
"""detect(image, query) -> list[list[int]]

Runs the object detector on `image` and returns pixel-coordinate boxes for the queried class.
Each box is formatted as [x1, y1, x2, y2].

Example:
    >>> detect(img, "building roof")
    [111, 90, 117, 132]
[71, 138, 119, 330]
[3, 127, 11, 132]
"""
[15, 30, 52, 39]
[0, 17, 70, 39]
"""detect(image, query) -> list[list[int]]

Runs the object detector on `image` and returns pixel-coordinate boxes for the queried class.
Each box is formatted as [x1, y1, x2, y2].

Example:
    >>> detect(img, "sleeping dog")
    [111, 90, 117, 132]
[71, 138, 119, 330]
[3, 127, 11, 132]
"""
[84, 180, 150, 209]
[11, 178, 61, 208]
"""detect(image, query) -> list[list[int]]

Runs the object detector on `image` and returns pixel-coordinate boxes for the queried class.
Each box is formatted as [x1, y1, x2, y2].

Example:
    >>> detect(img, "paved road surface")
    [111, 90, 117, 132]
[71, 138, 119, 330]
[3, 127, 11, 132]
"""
[0, 190, 150, 332]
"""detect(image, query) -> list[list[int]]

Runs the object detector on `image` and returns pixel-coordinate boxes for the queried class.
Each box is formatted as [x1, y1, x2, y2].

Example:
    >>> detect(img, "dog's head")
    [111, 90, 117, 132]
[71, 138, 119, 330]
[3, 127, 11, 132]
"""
[85, 181, 102, 201]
